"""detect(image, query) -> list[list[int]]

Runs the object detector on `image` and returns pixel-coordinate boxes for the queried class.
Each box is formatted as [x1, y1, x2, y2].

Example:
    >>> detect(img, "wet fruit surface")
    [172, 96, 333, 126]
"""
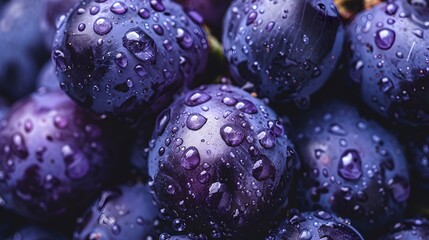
[0, 90, 121, 220]
[223, 0, 344, 104]
[53, 0, 209, 123]
[291, 100, 410, 236]
[347, 0, 429, 126]
[380, 218, 429, 240]
[148, 84, 297, 239]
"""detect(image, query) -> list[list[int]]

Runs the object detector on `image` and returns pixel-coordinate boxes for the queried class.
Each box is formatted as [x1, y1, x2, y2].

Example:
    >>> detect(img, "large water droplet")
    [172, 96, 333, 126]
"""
[252, 155, 276, 181]
[53, 50, 67, 72]
[186, 113, 207, 130]
[155, 108, 170, 135]
[206, 182, 231, 211]
[378, 77, 393, 93]
[246, 11, 257, 25]
[385, 3, 398, 15]
[114, 52, 128, 68]
[138, 8, 150, 19]
[257, 130, 276, 149]
[185, 92, 211, 106]
[150, 0, 165, 12]
[220, 124, 245, 147]
[172, 218, 186, 232]
[90, 6, 100, 15]
[181, 147, 200, 170]
[388, 175, 410, 202]
[176, 28, 193, 49]
[338, 150, 362, 180]
[375, 28, 395, 50]
[93, 17, 113, 35]
[153, 24, 164, 35]
[235, 99, 258, 114]
[110, 1, 128, 14]
[123, 27, 157, 64]
[11, 133, 28, 159]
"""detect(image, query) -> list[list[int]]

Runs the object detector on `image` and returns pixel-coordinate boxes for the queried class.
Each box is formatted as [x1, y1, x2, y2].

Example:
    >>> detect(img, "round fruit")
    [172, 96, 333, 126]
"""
[0, 90, 120, 220]
[222, 0, 344, 104]
[148, 84, 297, 238]
[74, 182, 159, 240]
[52, 0, 209, 123]
[265, 210, 364, 240]
[292, 100, 410, 236]
[346, 0, 429, 126]
[380, 218, 429, 240]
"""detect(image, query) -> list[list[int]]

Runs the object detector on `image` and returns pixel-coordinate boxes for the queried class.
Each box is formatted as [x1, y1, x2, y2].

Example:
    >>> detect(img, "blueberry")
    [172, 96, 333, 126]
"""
[291, 100, 410, 236]
[74, 182, 159, 240]
[222, 0, 344, 105]
[147, 84, 298, 238]
[0, 90, 121, 220]
[52, 0, 209, 123]
[6, 225, 68, 240]
[40, 0, 80, 48]
[0, 0, 49, 100]
[36, 61, 61, 91]
[380, 218, 429, 240]
[346, 0, 429, 126]
[265, 210, 364, 240]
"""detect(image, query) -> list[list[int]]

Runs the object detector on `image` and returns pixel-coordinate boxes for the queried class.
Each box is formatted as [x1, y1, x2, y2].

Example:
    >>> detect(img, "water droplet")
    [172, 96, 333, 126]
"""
[385, 3, 398, 15]
[155, 108, 170, 135]
[222, 97, 238, 106]
[53, 115, 68, 129]
[412, 28, 424, 38]
[268, 121, 283, 137]
[198, 170, 210, 184]
[114, 52, 128, 68]
[185, 92, 211, 106]
[78, 23, 86, 32]
[134, 64, 146, 77]
[252, 155, 276, 181]
[163, 39, 173, 51]
[11, 133, 28, 159]
[220, 124, 245, 147]
[378, 77, 393, 93]
[24, 119, 33, 133]
[153, 24, 164, 35]
[388, 175, 410, 202]
[53, 50, 67, 72]
[150, 0, 165, 12]
[123, 28, 157, 64]
[338, 150, 363, 180]
[176, 28, 193, 49]
[97, 190, 121, 210]
[257, 130, 276, 149]
[186, 113, 207, 130]
[266, 21, 275, 31]
[314, 210, 332, 220]
[138, 8, 150, 18]
[166, 185, 175, 194]
[329, 123, 347, 136]
[93, 17, 113, 35]
[172, 218, 186, 232]
[299, 230, 312, 240]
[110, 1, 128, 14]
[235, 100, 258, 114]
[375, 28, 395, 50]
[302, 34, 309, 44]
[66, 153, 90, 180]
[90, 6, 100, 15]
[181, 147, 201, 170]
[247, 11, 257, 25]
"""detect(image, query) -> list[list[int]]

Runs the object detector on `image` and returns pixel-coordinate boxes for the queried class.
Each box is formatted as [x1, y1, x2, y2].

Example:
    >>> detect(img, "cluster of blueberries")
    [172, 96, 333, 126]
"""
[0, 0, 429, 239]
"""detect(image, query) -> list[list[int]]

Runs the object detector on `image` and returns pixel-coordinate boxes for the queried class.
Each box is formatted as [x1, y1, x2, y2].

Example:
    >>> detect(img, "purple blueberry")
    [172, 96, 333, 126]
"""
[0, 90, 121, 220]
[147, 84, 297, 238]
[380, 218, 429, 240]
[346, 0, 429, 126]
[74, 182, 159, 240]
[222, 0, 344, 104]
[0, 0, 49, 100]
[52, 0, 209, 123]
[292, 100, 410, 236]
[265, 210, 364, 240]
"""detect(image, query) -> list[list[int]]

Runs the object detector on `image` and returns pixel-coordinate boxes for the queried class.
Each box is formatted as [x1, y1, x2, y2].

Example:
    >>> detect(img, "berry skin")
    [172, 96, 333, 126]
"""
[0, 0, 49, 100]
[291, 100, 410, 236]
[0, 90, 121, 220]
[380, 218, 429, 240]
[222, 0, 344, 104]
[265, 210, 364, 240]
[74, 182, 159, 240]
[148, 84, 298, 239]
[52, 0, 209, 123]
[346, 0, 429, 126]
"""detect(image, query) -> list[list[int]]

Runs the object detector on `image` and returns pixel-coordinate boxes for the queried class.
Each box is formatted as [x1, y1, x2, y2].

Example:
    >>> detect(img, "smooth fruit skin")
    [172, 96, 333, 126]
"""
[265, 210, 364, 240]
[0, 0, 49, 101]
[0, 90, 121, 220]
[222, 0, 344, 104]
[74, 182, 159, 240]
[379, 218, 429, 240]
[52, 0, 208, 123]
[291, 100, 410, 237]
[148, 84, 297, 239]
[346, 0, 429, 126]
